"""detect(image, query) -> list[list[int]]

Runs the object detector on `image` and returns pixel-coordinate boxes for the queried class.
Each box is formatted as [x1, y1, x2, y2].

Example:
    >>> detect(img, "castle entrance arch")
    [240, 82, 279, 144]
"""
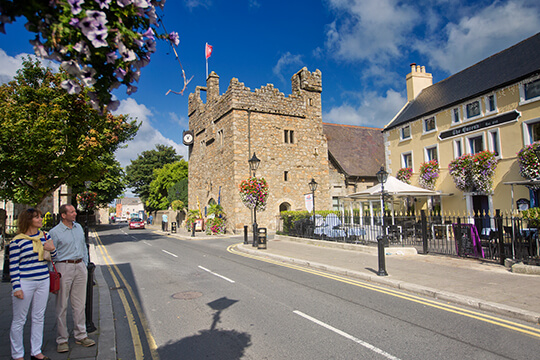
[279, 202, 291, 212]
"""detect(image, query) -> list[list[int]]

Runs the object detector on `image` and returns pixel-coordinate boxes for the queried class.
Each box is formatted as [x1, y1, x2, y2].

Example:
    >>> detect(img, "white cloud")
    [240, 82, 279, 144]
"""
[272, 52, 303, 82]
[0, 49, 60, 83]
[417, 1, 540, 74]
[323, 89, 406, 128]
[325, 0, 419, 63]
[113, 98, 186, 168]
[185, 0, 212, 10]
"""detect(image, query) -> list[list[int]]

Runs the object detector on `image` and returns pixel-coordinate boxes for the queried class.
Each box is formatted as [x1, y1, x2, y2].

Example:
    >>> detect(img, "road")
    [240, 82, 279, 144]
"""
[92, 225, 539, 360]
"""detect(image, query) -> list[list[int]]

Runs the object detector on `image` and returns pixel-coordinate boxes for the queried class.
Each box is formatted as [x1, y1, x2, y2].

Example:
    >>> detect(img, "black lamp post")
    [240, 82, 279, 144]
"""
[376, 166, 389, 276]
[309, 178, 318, 226]
[249, 152, 260, 247]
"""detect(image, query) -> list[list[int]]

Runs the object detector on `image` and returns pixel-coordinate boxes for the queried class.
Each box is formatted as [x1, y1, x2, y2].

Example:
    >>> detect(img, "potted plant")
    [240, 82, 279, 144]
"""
[418, 160, 439, 190]
[239, 177, 269, 212]
[206, 203, 226, 235]
[396, 167, 413, 184]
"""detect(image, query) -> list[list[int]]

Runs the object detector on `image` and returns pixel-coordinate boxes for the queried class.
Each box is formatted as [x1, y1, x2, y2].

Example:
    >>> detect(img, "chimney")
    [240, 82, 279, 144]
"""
[406, 63, 433, 102]
[206, 71, 220, 104]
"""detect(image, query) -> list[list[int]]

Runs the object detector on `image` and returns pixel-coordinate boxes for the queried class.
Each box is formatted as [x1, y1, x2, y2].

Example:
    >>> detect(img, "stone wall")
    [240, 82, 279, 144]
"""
[188, 68, 330, 232]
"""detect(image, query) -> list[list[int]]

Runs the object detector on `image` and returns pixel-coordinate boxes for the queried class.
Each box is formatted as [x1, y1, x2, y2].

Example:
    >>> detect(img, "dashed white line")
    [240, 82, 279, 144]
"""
[198, 266, 235, 283]
[143, 241, 152, 246]
[293, 310, 401, 360]
[162, 249, 178, 258]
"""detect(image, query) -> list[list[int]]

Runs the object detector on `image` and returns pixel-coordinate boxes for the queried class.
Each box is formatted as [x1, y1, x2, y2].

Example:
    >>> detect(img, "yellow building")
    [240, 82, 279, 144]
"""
[384, 32, 540, 215]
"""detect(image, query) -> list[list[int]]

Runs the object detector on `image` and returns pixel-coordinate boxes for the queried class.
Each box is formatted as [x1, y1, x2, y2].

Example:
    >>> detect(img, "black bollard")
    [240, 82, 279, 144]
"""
[377, 236, 388, 276]
[85, 262, 97, 333]
[2, 243, 10, 282]
[191, 222, 196, 237]
[244, 225, 248, 244]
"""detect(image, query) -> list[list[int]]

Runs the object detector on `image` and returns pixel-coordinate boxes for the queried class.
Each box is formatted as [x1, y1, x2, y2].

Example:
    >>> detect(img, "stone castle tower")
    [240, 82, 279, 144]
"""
[187, 67, 330, 232]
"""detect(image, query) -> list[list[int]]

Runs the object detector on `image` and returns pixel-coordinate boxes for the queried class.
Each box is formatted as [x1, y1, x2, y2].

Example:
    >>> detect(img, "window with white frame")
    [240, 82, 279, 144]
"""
[520, 78, 540, 104]
[425, 146, 438, 161]
[424, 116, 436, 132]
[467, 134, 484, 154]
[452, 108, 461, 124]
[402, 152, 413, 168]
[401, 125, 411, 140]
[464, 100, 482, 119]
[525, 121, 540, 144]
[485, 94, 497, 113]
[488, 129, 500, 157]
[454, 139, 463, 158]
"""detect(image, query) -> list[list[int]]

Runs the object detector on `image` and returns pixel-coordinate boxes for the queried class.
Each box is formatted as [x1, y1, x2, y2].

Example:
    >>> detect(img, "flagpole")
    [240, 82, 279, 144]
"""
[205, 43, 208, 79]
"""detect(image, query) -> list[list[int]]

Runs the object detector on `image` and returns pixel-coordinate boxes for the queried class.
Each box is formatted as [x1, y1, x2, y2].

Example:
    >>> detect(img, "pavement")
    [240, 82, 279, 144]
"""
[1, 223, 539, 359]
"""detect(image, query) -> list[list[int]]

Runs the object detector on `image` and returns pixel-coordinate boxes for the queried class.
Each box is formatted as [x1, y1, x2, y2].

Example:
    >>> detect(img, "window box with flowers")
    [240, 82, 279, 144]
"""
[396, 168, 413, 184]
[418, 160, 439, 190]
[239, 177, 269, 212]
[448, 151, 498, 194]
[517, 143, 540, 190]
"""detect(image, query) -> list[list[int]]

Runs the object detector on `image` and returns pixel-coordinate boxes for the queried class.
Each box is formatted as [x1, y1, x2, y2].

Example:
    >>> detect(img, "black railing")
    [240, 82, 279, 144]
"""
[277, 210, 540, 266]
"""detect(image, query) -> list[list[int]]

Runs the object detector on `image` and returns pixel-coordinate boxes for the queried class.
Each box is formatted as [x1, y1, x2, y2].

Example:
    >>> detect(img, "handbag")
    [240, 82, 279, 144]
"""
[49, 262, 61, 294]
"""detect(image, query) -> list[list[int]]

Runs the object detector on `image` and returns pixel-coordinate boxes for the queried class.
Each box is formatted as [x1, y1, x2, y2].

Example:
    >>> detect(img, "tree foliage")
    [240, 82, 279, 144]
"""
[0, 58, 138, 205]
[146, 160, 188, 212]
[167, 177, 188, 210]
[0, 0, 182, 110]
[125, 144, 182, 202]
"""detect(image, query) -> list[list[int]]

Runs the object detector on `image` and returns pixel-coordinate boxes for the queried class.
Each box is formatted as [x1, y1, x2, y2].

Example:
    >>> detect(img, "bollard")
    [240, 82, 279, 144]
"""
[377, 236, 388, 276]
[85, 262, 97, 333]
[171, 222, 177, 233]
[244, 225, 248, 244]
[191, 222, 196, 237]
[2, 243, 10, 282]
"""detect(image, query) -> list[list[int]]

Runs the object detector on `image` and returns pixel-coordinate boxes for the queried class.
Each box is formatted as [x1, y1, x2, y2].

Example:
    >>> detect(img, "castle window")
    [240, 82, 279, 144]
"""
[423, 116, 436, 133]
[400, 125, 411, 140]
[284, 130, 294, 144]
[284, 171, 289, 181]
[218, 129, 223, 147]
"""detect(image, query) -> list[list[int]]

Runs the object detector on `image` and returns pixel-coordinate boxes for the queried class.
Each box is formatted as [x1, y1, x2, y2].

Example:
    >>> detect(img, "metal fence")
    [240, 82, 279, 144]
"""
[277, 210, 540, 266]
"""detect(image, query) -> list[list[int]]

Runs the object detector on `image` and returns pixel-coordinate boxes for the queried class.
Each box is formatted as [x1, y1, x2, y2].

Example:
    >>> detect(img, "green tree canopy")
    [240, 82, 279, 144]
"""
[146, 160, 188, 212]
[0, 58, 138, 205]
[167, 178, 188, 210]
[125, 144, 182, 203]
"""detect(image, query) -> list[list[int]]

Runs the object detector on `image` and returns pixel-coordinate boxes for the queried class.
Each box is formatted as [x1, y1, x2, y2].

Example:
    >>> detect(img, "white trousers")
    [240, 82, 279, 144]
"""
[55, 261, 88, 344]
[10, 278, 50, 359]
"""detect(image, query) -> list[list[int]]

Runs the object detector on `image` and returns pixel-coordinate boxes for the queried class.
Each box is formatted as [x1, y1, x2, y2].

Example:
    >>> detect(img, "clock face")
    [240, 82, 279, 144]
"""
[183, 131, 193, 145]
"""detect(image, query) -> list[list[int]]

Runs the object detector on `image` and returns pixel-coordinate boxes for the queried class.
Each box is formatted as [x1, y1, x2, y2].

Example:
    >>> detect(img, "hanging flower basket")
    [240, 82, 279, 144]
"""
[418, 160, 439, 190]
[77, 191, 97, 211]
[448, 151, 498, 193]
[396, 167, 413, 184]
[517, 143, 540, 190]
[239, 177, 269, 212]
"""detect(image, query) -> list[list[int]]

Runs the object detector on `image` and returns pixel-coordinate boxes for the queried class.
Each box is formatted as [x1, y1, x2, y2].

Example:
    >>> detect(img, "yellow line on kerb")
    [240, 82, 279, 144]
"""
[228, 243, 540, 339]
[93, 232, 160, 360]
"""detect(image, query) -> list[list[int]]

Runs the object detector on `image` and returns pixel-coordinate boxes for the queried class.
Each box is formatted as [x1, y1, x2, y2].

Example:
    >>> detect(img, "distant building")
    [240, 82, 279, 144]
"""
[186, 68, 383, 232]
[116, 197, 144, 220]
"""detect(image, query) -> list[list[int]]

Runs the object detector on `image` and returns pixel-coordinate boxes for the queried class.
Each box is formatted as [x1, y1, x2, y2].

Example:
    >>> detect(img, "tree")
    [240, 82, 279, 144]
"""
[0, 0, 186, 110]
[167, 178, 188, 210]
[0, 58, 138, 205]
[125, 144, 182, 203]
[146, 160, 188, 212]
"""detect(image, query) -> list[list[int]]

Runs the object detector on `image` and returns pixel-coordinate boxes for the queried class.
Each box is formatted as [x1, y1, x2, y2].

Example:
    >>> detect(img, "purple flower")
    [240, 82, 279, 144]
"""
[106, 51, 117, 64]
[116, 0, 132, 7]
[142, 27, 155, 40]
[61, 79, 81, 94]
[94, 0, 112, 9]
[68, 0, 85, 15]
[134, 0, 150, 8]
[169, 31, 180, 46]
[87, 29, 108, 48]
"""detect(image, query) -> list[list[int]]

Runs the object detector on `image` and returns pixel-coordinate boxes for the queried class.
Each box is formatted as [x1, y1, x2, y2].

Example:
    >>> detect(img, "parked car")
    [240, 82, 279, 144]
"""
[129, 218, 145, 230]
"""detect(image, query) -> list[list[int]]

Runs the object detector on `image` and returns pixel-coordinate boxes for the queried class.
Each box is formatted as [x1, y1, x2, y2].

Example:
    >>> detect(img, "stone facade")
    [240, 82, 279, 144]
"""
[187, 68, 331, 232]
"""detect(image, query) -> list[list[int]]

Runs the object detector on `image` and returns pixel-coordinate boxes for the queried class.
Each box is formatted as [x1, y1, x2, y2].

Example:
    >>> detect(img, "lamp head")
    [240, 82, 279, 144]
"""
[376, 166, 388, 185]
[248, 152, 260, 172]
[308, 178, 318, 192]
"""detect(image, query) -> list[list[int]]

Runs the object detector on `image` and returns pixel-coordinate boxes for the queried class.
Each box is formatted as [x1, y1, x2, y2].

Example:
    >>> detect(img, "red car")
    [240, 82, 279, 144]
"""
[129, 218, 145, 230]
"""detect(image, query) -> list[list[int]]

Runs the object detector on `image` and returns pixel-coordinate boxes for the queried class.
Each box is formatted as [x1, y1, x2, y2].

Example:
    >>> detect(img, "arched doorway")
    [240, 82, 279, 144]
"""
[279, 202, 291, 212]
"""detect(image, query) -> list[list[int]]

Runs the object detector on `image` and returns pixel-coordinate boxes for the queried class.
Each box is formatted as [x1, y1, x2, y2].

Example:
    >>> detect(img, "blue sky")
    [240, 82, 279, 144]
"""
[1, 0, 540, 168]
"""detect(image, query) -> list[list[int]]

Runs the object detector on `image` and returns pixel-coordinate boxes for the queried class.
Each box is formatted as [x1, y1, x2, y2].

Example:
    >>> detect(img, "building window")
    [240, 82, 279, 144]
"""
[424, 117, 436, 133]
[200, 140, 206, 156]
[425, 146, 438, 161]
[485, 94, 497, 113]
[284, 130, 295, 144]
[468, 135, 484, 154]
[527, 121, 540, 143]
[465, 100, 481, 119]
[401, 125, 411, 140]
[452, 108, 461, 124]
[402, 152, 412, 168]
[332, 197, 340, 211]
[524, 79, 540, 101]
[284, 171, 289, 181]
[454, 139, 463, 158]
[488, 130, 500, 157]
[217, 129, 223, 147]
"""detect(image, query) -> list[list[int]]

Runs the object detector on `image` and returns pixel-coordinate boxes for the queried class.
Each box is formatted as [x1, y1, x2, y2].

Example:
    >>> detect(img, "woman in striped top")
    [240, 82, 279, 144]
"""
[9, 208, 56, 360]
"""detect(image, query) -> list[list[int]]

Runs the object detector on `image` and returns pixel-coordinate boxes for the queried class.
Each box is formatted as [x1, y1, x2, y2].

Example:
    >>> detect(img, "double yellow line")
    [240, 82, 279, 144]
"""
[93, 232, 160, 360]
[228, 244, 540, 339]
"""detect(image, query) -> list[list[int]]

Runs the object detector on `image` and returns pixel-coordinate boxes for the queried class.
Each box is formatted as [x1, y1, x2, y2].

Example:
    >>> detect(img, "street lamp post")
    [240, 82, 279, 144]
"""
[308, 178, 318, 229]
[82, 181, 97, 332]
[248, 152, 260, 247]
[376, 166, 389, 276]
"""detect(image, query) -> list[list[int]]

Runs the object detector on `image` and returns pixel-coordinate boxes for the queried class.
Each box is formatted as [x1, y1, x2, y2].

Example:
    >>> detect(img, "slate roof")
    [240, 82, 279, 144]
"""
[386, 32, 540, 131]
[322, 123, 384, 177]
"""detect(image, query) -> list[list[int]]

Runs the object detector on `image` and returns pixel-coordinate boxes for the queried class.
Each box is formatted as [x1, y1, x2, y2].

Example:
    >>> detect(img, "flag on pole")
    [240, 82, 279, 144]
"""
[205, 43, 213, 79]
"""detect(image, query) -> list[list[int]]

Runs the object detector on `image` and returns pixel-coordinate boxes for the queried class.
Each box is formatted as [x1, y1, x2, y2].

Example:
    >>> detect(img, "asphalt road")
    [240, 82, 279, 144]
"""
[93, 225, 539, 360]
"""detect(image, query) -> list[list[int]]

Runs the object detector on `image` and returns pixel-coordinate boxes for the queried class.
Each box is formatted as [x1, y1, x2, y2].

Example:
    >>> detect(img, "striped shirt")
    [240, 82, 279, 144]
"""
[9, 231, 57, 292]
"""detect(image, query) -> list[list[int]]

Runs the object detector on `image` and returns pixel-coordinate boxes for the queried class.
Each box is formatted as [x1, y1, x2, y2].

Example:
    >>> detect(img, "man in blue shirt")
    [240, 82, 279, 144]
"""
[49, 204, 95, 353]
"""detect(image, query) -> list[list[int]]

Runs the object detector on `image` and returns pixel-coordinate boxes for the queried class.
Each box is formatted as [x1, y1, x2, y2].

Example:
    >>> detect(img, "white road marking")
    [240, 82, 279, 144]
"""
[293, 310, 401, 360]
[198, 266, 235, 283]
[143, 241, 153, 246]
[162, 250, 178, 258]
